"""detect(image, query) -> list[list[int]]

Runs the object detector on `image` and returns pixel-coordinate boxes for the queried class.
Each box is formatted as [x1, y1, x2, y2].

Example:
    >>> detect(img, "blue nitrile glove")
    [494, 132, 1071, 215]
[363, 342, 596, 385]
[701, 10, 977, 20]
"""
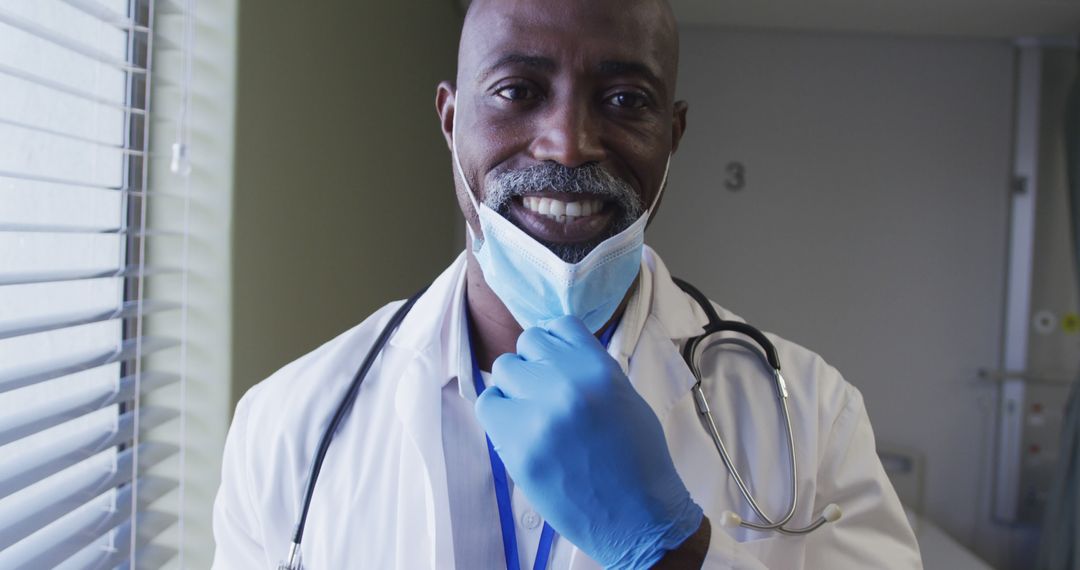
[475, 315, 704, 569]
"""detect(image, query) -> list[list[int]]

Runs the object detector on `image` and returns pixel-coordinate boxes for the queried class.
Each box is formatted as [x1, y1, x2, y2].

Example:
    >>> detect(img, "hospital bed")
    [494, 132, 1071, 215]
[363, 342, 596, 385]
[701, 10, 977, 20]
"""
[879, 446, 995, 570]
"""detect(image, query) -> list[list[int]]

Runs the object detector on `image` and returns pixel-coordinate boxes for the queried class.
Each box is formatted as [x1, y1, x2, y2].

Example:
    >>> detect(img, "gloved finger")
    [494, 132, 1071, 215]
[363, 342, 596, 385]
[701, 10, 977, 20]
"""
[543, 315, 601, 348]
[516, 325, 566, 361]
[474, 385, 519, 434]
[489, 352, 545, 400]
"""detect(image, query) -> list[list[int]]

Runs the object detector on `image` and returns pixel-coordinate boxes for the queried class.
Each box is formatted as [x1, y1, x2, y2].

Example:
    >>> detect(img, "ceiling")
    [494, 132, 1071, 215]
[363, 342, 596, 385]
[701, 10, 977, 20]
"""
[458, 0, 1080, 40]
[670, 0, 1080, 40]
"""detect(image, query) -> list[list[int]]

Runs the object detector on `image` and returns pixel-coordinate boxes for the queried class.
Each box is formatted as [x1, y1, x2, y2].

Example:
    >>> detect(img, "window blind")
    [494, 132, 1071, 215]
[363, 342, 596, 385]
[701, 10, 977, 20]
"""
[0, 0, 192, 567]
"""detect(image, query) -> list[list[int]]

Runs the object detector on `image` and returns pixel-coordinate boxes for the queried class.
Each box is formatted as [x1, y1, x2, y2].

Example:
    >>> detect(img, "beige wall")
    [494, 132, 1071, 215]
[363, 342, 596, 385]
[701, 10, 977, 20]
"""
[231, 1, 463, 404]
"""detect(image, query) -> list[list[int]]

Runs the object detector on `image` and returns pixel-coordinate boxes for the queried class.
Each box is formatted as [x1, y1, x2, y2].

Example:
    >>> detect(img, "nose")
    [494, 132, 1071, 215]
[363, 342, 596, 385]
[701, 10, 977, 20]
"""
[528, 99, 605, 167]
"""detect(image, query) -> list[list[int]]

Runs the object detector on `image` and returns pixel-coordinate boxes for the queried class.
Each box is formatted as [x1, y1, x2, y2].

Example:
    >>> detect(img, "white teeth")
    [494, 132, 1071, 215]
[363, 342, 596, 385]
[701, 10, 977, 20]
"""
[522, 197, 604, 222]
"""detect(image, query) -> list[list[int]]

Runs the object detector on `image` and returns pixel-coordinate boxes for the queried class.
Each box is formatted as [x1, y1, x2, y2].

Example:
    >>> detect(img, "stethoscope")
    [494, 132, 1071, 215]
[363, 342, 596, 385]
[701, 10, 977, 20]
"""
[279, 279, 841, 570]
[671, 278, 842, 536]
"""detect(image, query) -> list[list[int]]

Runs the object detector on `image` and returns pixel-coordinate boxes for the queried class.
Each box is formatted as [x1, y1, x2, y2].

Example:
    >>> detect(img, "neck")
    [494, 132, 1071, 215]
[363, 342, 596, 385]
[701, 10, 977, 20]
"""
[464, 244, 635, 372]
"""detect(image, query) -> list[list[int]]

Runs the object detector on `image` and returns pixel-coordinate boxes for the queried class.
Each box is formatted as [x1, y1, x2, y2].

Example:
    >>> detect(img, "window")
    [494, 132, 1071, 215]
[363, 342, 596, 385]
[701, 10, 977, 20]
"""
[0, 0, 188, 566]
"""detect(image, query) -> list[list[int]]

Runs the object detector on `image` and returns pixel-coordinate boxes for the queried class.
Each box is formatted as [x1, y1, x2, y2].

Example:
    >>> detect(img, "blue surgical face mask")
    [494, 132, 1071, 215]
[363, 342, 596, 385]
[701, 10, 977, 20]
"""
[453, 110, 670, 333]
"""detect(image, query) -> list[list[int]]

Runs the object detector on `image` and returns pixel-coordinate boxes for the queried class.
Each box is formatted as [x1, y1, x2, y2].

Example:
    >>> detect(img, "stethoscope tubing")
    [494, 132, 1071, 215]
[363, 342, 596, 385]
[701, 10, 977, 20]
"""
[281, 287, 428, 570]
[687, 337, 799, 532]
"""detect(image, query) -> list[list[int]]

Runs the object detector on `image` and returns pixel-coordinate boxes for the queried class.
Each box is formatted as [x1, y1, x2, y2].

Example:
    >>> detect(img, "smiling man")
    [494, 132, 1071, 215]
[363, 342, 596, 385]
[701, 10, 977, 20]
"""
[212, 0, 922, 568]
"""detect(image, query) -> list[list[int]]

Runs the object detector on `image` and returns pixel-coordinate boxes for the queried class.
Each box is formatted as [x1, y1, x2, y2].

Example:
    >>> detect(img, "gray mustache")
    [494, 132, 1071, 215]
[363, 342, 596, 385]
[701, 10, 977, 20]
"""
[485, 162, 643, 219]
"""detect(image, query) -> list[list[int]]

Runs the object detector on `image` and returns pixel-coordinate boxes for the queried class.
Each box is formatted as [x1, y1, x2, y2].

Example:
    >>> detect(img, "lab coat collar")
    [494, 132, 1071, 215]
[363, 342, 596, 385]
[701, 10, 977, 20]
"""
[386, 251, 468, 388]
[383, 252, 469, 570]
[641, 245, 719, 342]
[605, 246, 709, 424]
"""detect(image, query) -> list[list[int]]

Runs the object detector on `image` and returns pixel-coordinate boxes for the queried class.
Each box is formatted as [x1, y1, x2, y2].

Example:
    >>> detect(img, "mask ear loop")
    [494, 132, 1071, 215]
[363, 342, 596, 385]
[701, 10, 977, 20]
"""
[647, 154, 672, 214]
[451, 107, 482, 214]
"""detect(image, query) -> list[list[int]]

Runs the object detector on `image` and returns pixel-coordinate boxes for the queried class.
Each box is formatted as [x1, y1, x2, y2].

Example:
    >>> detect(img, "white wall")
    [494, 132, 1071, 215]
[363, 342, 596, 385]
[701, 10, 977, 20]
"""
[649, 27, 1022, 567]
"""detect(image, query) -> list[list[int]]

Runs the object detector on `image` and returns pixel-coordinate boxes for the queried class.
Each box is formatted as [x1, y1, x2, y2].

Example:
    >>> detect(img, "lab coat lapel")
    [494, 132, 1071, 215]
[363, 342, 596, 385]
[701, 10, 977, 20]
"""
[391, 348, 456, 570]
[622, 247, 709, 422]
[384, 254, 465, 570]
[625, 323, 699, 423]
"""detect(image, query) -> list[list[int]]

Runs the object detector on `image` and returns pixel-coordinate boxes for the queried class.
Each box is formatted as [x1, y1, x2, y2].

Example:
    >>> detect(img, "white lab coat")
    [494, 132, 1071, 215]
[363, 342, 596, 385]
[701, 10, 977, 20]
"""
[212, 247, 922, 569]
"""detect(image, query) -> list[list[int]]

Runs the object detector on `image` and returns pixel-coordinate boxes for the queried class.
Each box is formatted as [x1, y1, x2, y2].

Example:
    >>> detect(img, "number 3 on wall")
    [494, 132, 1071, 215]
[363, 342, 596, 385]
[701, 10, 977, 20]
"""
[724, 161, 746, 191]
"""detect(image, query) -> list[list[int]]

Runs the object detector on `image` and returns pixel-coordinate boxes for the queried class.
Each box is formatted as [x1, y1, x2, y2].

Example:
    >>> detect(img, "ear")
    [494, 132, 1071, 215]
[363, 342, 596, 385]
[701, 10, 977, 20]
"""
[436, 81, 457, 151]
[670, 100, 688, 153]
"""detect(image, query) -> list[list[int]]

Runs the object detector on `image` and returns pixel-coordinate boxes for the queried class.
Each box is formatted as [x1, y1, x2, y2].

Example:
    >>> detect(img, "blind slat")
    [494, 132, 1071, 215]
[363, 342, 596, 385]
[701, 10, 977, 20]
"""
[0, 265, 181, 287]
[0, 62, 146, 115]
[0, 299, 182, 341]
[49, 509, 177, 570]
[0, 115, 144, 154]
[58, 0, 150, 33]
[0, 168, 128, 192]
[0, 7, 147, 74]
[0, 223, 180, 236]
[117, 544, 178, 570]
[121, 544, 179, 570]
[0, 479, 175, 569]
[0, 443, 177, 551]
[78, 511, 178, 570]
[0, 406, 178, 501]
[10, 185, 186, 201]
[0, 336, 179, 395]
[0, 371, 179, 447]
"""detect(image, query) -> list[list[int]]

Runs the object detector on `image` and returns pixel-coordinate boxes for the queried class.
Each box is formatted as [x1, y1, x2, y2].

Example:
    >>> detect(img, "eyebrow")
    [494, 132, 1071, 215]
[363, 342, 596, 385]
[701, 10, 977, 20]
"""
[597, 60, 665, 93]
[478, 53, 557, 82]
[476, 54, 667, 96]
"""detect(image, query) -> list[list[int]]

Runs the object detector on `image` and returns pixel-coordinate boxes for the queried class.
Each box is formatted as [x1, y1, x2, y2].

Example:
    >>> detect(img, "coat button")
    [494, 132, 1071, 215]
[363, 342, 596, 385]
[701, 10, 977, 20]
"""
[521, 510, 541, 530]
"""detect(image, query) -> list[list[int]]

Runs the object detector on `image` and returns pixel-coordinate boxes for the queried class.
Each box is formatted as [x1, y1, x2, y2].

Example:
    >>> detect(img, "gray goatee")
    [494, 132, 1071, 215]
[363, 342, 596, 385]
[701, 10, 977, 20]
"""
[485, 162, 643, 263]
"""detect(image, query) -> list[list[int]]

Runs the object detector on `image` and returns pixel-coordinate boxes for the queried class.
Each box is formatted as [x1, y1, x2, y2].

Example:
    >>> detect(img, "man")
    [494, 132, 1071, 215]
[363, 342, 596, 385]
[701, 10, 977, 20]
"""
[212, 0, 922, 568]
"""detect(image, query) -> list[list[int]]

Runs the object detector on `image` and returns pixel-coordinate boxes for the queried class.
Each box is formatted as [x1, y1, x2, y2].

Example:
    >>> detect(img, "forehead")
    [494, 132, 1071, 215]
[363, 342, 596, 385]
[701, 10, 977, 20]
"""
[460, 0, 676, 86]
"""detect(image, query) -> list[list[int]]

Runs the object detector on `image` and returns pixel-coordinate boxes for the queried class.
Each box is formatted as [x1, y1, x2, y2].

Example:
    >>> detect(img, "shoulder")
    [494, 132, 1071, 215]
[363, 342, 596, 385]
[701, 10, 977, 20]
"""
[235, 299, 409, 443]
[642, 247, 857, 424]
[221, 299, 415, 530]
[231, 252, 468, 464]
[214, 299, 420, 564]
[713, 301, 858, 426]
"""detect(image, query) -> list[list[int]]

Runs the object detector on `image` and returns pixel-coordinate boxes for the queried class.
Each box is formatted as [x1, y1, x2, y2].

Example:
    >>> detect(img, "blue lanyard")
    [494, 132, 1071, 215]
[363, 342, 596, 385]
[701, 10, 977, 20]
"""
[469, 322, 619, 570]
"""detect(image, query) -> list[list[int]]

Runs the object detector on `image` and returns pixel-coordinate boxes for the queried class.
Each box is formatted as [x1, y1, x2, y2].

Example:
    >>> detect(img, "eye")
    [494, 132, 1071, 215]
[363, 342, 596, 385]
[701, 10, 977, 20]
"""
[495, 84, 540, 102]
[605, 91, 649, 110]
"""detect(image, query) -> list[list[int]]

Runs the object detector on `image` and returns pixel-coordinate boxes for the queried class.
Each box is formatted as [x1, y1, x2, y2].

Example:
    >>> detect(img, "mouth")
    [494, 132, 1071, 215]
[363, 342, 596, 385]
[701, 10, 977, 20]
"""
[506, 194, 616, 244]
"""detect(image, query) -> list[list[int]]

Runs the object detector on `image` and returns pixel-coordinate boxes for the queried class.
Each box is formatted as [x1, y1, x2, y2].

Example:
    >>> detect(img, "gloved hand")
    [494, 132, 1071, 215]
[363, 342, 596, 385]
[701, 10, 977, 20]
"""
[475, 315, 704, 569]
